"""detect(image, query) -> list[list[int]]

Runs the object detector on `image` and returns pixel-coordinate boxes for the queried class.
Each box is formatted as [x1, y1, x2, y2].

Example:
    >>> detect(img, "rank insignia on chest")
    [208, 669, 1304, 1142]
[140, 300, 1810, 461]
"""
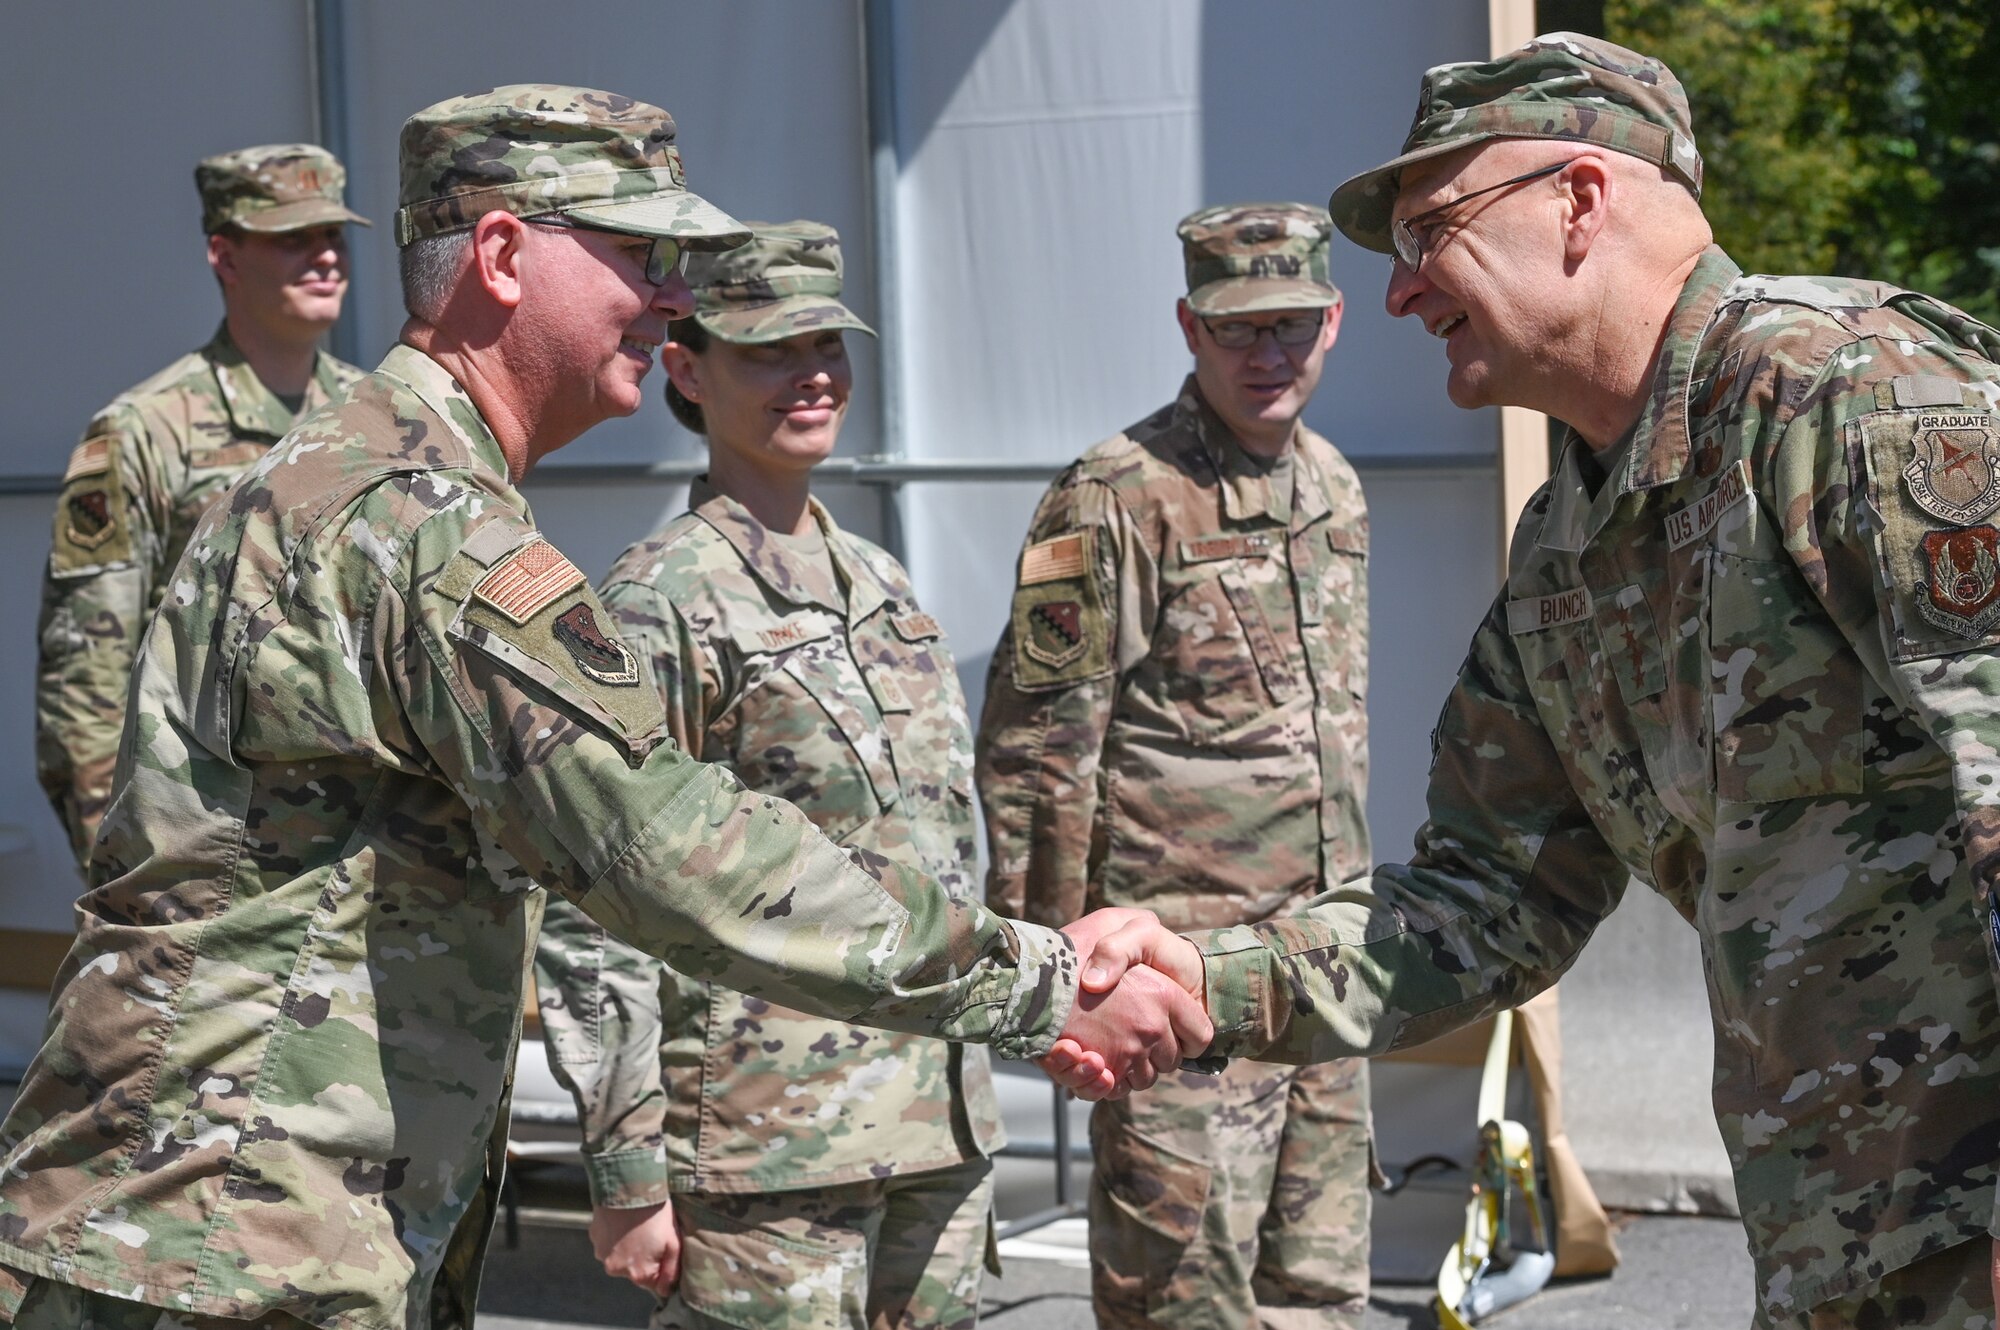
[1916, 526, 2000, 639]
[552, 602, 640, 686]
[64, 488, 116, 548]
[1025, 599, 1086, 667]
[1902, 414, 2000, 525]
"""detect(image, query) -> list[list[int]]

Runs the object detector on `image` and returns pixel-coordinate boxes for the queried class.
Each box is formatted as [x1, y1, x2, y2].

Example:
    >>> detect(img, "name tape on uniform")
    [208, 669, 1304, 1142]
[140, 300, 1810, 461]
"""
[1180, 532, 1274, 564]
[1020, 531, 1090, 585]
[758, 616, 834, 652]
[473, 538, 587, 623]
[892, 611, 942, 641]
[1507, 586, 1593, 634]
[1664, 459, 1750, 551]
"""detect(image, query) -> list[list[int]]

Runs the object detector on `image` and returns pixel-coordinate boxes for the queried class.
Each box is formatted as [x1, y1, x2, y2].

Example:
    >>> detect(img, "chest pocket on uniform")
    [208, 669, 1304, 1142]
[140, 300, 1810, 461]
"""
[1162, 533, 1295, 739]
[1699, 464, 1863, 803]
[732, 622, 900, 842]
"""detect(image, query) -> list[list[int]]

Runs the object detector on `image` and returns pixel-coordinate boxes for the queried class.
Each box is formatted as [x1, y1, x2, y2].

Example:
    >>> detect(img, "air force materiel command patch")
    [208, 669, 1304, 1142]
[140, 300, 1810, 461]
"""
[474, 538, 587, 623]
[1916, 525, 2000, 639]
[1902, 412, 2000, 525]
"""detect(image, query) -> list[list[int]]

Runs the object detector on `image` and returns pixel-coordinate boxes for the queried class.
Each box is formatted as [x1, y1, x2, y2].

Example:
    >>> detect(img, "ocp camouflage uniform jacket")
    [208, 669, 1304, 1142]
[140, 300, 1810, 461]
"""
[35, 322, 361, 866]
[536, 483, 1004, 1206]
[977, 376, 1370, 933]
[1192, 247, 2000, 1321]
[0, 346, 1074, 1330]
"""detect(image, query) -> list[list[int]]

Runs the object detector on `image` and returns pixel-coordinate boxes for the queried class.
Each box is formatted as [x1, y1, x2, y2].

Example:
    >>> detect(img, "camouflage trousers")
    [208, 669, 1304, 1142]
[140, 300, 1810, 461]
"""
[1775, 1237, 1993, 1330]
[1088, 1055, 1372, 1330]
[0, 1272, 310, 1329]
[659, 1157, 995, 1330]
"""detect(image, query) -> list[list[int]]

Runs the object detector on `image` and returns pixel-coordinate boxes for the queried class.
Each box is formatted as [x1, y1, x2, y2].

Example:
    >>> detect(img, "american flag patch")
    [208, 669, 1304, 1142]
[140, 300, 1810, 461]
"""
[1020, 531, 1089, 585]
[64, 437, 112, 483]
[473, 538, 586, 623]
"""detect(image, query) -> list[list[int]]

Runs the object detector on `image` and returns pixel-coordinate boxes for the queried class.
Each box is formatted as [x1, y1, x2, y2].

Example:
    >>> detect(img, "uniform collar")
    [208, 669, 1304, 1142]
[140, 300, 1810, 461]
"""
[375, 344, 516, 487]
[1537, 246, 1741, 553]
[1180, 375, 1294, 526]
[203, 321, 346, 441]
[689, 477, 893, 622]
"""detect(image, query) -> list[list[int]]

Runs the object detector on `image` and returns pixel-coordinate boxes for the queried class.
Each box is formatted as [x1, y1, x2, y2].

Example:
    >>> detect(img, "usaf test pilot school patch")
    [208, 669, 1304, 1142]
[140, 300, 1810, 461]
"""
[1858, 399, 2000, 659]
[1009, 528, 1111, 691]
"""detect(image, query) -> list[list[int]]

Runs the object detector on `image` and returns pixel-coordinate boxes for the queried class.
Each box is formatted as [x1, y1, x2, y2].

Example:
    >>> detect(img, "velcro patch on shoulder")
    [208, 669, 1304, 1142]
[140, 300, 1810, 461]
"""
[473, 538, 587, 623]
[1020, 531, 1091, 585]
[1507, 586, 1593, 634]
[1179, 531, 1274, 564]
[1892, 374, 1968, 409]
[891, 611, 942, 642]
[63, 436, 113, 483]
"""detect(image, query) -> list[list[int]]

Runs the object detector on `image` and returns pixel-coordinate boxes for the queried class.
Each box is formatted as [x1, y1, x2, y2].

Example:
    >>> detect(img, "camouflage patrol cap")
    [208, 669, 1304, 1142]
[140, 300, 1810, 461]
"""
[393, 84, 749, 251]
[195, 144, 370, 235]
[689, 220, 874, 344]
[1177, 203, 1341, 317]
[1328, 32, 1703, 254]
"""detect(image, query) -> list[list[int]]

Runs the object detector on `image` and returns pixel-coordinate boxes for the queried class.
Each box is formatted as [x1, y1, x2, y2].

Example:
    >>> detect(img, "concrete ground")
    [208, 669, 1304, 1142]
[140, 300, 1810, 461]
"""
[481, 1156, 1755, 1330]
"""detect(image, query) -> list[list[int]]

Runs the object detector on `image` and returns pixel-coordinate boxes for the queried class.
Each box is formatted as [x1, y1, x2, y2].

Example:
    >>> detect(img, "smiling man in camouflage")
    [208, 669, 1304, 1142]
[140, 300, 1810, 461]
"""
[36, 144, 369, 868]
[1052, 33, 2000, 1329]
[978, 203, 1375, 1329]
[0, 85, 1206, 1330]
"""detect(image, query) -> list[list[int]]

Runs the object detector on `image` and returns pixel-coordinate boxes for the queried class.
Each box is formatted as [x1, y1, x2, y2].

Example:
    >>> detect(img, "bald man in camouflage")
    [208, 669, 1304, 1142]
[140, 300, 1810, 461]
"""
[978, 202, 1375, 1329]
[1048, 33, 2000, 1330]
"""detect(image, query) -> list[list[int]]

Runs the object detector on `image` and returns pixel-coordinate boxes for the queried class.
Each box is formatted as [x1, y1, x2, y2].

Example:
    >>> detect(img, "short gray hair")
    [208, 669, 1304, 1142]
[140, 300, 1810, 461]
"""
[399, 229, 473, 323]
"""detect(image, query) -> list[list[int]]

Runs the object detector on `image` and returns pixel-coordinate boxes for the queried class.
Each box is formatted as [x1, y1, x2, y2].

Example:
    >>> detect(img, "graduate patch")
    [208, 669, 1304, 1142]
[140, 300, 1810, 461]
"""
[1025, 599, 1086, 668]
[551, 602, 639, 686]
[1916, 526, 2000, 639]
[64, 488, 117, 549]
[1902, 413, 2000, 525]
[473, 538, 586, 624]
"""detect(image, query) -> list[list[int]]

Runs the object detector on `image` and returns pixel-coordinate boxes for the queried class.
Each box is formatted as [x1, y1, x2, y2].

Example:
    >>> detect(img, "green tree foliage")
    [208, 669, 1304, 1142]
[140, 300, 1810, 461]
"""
[1605, 0, 1999, 322]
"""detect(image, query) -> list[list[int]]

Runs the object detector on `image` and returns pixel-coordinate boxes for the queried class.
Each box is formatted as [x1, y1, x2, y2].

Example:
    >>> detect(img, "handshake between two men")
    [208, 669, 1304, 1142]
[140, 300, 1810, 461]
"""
[1041, 908, 1212, 1099]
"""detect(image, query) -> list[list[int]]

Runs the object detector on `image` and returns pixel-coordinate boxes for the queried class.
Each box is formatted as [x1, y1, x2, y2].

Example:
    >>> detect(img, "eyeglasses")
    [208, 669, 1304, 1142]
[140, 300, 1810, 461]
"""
[1391, 161, 1570, 271]
[528, 213, 686, 285]
[1198, 310, 1325, 350]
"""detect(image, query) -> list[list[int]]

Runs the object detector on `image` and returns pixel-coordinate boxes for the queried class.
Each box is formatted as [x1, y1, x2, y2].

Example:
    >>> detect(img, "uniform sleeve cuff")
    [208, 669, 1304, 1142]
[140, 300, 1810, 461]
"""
[584, 1147, 672, 1209]
[1196, 925, 1276, 1058]
[986, 920, 1078, 1062]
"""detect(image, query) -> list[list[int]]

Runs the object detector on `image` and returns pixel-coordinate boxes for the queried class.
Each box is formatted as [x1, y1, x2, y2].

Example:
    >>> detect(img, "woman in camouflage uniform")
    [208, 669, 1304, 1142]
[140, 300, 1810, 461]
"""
[535, 221, 1005, 1330]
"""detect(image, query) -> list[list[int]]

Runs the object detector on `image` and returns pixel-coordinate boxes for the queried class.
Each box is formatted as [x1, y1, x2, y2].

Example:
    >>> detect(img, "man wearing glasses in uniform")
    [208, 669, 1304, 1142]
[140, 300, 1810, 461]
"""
[977, 203, 1376, 1329]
